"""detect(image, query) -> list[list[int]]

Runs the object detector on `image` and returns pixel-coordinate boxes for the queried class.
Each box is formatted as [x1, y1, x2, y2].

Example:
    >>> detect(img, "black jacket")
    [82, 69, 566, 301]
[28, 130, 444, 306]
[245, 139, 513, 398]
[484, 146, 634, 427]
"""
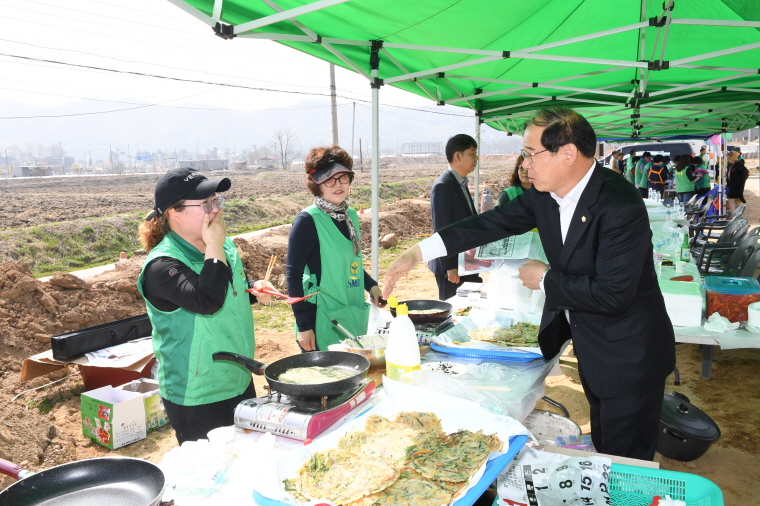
[428, 169, 478, 274]
[436, 163, 675, 398]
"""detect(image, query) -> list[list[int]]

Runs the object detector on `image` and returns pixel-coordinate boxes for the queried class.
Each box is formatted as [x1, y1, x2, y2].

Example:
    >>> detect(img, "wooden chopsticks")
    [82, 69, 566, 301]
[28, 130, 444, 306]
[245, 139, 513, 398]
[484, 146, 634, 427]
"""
[264, 255, 276, 286]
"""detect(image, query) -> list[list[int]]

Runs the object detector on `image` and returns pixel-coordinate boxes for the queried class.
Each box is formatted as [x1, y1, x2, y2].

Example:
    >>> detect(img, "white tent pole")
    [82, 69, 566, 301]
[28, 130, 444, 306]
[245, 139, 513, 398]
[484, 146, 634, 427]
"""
[212, 0, 223, 20]
[672, 18, 760, 28]
[670, 42, 760, 66]
[371, 54, 380, 280]
[384, 56, 504, 84]
[233, 0, 351, 34]
[474, 115, 481, 213]
[380, 48, 438, 102]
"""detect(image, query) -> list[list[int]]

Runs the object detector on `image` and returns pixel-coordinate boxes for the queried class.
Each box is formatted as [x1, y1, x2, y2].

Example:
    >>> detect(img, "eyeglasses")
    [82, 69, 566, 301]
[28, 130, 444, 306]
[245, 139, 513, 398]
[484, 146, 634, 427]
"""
[520, 148, 549, 164]
[521, 144, 567, 164]
[321, 173, 353, 188]
[180, 195, 224, 214]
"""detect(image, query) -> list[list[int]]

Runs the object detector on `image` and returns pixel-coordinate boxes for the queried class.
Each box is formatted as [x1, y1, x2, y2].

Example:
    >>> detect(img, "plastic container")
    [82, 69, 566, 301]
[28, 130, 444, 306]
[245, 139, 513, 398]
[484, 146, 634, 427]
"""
[703, 276, 760, 322]
[493, 463, 724, 506]
[384, 303, 420, 380]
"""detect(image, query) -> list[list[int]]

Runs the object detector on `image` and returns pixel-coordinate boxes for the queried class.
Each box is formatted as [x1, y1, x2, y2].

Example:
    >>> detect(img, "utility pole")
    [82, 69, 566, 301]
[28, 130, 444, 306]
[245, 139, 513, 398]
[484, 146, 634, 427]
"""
[351, 102, 356, 161]
[330, 63, 339, 145]
[175, 148, 178, 169]
[109, 144, 113, 173]
[59, 141, 63, 175]
[359, 138, 363, 172]
[89, 150, 92, 172]
[4, 148, 8, 177]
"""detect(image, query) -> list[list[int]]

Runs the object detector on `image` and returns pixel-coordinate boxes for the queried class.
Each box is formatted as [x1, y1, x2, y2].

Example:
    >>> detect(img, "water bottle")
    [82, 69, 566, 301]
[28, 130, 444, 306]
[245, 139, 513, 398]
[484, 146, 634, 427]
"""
[653, 243, 663, 278]
[665, 207, 672, 223]
[385, 303, 420, 381]
[481, 189, 494, 212]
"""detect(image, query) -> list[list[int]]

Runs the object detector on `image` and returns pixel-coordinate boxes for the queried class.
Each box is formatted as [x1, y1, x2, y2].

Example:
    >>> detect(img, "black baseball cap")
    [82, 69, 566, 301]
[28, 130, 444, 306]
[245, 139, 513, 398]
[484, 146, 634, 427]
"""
[309, 161, 354, 184]
[145, 167, 231, 221]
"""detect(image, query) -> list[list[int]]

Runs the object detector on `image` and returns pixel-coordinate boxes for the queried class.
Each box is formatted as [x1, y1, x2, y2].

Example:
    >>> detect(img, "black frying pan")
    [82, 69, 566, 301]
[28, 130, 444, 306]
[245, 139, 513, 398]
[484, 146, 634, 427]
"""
[392, 299, 453, 325]
[0, 457, 165, 506]
[213, 350, 369, 398]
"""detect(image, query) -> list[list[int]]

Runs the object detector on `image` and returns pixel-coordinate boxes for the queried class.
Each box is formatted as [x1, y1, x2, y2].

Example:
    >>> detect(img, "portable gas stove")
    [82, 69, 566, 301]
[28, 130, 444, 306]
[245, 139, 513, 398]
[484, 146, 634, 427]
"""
[233, 378, 376, 442]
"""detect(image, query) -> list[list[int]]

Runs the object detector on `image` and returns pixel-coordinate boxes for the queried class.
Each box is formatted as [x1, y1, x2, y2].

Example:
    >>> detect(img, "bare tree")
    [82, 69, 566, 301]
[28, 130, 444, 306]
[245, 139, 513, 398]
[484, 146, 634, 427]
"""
[272, 129, 298, 171]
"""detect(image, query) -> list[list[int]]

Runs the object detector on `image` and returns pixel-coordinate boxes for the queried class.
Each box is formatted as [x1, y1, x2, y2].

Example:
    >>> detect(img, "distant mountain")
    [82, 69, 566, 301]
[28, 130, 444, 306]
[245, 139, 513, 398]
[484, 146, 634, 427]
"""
[0, 99, 521, 161]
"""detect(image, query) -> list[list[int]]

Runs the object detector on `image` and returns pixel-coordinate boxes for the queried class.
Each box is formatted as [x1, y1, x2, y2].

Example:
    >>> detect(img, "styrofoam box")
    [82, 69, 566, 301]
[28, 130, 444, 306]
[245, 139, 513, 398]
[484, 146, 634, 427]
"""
[662, 292, 703, 327]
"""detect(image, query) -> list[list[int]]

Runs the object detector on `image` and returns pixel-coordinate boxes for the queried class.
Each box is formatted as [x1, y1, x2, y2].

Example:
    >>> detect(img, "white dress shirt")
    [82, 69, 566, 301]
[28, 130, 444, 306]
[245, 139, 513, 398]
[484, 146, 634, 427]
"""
[420, 161, 597, 294]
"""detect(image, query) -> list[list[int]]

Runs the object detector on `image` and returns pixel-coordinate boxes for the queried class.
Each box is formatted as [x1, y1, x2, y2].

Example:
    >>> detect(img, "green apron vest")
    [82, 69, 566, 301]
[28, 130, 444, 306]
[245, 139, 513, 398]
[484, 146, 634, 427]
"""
[300, 205, 369, 350]
[675, 170, 695, 192]
[137, 232, 254, 406]
[636, 161, 651, 187]
[501, 185, 525, 202]
[693, 163, 712, 190]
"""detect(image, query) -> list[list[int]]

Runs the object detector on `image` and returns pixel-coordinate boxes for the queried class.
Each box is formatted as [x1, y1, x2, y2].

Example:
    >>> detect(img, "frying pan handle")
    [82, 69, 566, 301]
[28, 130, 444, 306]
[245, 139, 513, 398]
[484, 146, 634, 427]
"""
[212, 352, 266, 375]
[0, 458, 27, 480]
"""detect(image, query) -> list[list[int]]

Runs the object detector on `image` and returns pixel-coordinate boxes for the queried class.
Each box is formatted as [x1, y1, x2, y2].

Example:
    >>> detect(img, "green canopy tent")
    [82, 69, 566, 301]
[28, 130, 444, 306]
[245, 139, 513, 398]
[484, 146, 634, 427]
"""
[165, 0, 760, 275]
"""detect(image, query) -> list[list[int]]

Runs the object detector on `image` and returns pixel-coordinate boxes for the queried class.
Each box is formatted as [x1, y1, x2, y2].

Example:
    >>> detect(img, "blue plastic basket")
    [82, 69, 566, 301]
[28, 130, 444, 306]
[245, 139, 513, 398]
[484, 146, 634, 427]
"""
[492, 463, 724, 506]
[430, 342, 543, 362]
[254, 435, 528, 506]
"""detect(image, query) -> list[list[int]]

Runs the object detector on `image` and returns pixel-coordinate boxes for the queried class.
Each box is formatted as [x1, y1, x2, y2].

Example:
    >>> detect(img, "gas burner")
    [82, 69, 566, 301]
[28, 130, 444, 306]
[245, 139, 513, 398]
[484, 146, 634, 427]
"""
[234, 378, 376, 441]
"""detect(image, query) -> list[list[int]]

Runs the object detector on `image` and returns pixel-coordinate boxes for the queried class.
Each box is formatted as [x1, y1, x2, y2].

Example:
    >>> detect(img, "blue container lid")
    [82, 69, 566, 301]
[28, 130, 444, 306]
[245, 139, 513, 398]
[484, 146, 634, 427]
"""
[703, 276, 760, 294]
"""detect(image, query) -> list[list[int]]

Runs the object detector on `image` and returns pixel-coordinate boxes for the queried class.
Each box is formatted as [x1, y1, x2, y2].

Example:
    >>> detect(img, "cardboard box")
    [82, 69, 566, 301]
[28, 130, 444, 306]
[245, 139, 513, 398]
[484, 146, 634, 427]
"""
[117, 378, 169, 431]
[81, 386, 147, 449]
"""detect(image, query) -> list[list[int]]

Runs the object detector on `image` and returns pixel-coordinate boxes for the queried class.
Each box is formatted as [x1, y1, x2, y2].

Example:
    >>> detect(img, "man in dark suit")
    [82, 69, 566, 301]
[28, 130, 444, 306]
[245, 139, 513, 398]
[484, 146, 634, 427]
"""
[384, 107, 675, 460]
[429, 134, 483, 300]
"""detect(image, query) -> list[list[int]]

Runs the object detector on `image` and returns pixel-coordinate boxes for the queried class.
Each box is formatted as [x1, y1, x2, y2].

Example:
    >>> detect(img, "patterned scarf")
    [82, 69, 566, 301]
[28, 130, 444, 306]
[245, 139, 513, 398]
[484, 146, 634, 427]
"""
[314, 196, 361, 256]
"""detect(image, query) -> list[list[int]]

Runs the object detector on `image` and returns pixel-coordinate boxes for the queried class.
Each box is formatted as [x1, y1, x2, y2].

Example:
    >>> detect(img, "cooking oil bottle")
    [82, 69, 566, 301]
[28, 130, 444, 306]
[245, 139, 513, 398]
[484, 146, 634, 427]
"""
[385, 302, 420, 381]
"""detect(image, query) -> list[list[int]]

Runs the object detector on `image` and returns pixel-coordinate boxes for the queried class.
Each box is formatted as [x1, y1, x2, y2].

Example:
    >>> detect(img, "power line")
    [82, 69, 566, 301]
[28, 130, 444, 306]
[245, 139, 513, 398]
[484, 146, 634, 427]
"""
[0, 37, 337, 93]
[0, 52, 472, 119]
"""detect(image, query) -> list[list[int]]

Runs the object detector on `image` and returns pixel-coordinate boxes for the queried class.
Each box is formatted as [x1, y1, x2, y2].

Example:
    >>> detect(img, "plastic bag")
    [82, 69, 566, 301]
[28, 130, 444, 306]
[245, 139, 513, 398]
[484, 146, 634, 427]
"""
[366, 303, 393, 334]
[497, 446, 613, 505]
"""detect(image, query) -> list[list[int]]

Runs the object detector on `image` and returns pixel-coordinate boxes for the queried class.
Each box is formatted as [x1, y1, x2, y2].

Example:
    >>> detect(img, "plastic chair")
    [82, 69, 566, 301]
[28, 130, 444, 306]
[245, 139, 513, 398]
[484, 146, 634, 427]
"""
[692, 218, 748, 271]
[701, 227, 760, 276]
[736, 245, 760, 278]
[684, 195, 705, 213]
[690, 205, 745, 244]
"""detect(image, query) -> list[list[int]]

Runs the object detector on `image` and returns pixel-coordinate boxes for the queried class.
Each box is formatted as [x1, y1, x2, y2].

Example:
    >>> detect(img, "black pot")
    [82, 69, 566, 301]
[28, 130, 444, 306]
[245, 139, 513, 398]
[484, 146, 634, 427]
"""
[657, 392, 720, 461]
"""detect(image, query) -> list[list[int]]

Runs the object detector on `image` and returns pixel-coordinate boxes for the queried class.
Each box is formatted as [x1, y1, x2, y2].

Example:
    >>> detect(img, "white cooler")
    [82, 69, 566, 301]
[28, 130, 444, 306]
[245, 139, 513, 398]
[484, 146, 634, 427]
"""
[658, 272, 703, 327]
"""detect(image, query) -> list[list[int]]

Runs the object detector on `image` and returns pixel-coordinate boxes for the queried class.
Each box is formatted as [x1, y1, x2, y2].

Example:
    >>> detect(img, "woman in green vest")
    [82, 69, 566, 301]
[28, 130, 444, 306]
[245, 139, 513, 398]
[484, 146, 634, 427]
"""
[286, 146, 383, 352]
[137, 168, 273, 444]
[496, 155, 530, 207]
[693, 148, 712, 196]
[673, 156, 696, 203]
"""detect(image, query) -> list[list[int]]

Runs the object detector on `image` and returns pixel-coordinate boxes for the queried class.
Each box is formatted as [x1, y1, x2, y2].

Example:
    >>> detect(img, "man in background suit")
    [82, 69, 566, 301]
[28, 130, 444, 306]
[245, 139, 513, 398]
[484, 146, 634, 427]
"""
[429, 134, 482, 300]
[384, 107, 675, 460]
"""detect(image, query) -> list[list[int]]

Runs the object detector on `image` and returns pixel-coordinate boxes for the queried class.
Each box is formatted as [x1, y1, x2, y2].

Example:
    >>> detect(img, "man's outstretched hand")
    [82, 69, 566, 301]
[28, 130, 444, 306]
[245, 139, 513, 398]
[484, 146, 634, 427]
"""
[381, 244, 423, 299]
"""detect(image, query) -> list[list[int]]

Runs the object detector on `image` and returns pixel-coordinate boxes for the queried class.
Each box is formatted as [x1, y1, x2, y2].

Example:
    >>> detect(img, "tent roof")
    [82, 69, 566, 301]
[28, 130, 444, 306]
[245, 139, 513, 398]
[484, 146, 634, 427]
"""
[170, 0, 760, 138]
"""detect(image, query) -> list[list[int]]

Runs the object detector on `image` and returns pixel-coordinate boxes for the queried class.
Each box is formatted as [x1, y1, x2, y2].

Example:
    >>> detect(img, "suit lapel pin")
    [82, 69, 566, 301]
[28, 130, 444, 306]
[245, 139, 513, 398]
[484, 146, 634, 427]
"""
[581, 216, 587, 222]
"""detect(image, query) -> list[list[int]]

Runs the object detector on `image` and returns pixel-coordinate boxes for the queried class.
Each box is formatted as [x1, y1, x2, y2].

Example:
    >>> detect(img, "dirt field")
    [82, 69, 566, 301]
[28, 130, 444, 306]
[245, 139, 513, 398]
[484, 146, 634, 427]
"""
[0, 165, 758, 505]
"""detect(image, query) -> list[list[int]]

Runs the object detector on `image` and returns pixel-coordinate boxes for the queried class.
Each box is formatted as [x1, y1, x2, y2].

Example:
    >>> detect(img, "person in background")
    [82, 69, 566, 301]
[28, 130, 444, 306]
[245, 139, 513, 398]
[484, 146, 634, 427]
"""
[693, 149, 712, 197]
[673, 156, 696, 203]
[608, 150, 622, 174]
[635, 151, 653, 197]
[647, 154, 668, 199]
[625, 150, 637, 184]
[496, 155, 530, 207]
[726, 149, 748, 212]
[286, 145, 383, 352]
[137, 168, 273, 445]
[429, 133, 482, 300]
[383, 107, 675, 461]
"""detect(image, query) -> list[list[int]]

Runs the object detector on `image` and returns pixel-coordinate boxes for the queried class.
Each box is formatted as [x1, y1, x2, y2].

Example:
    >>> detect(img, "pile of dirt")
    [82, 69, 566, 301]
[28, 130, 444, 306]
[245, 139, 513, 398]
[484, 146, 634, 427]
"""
[0, 262, 146, 364]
